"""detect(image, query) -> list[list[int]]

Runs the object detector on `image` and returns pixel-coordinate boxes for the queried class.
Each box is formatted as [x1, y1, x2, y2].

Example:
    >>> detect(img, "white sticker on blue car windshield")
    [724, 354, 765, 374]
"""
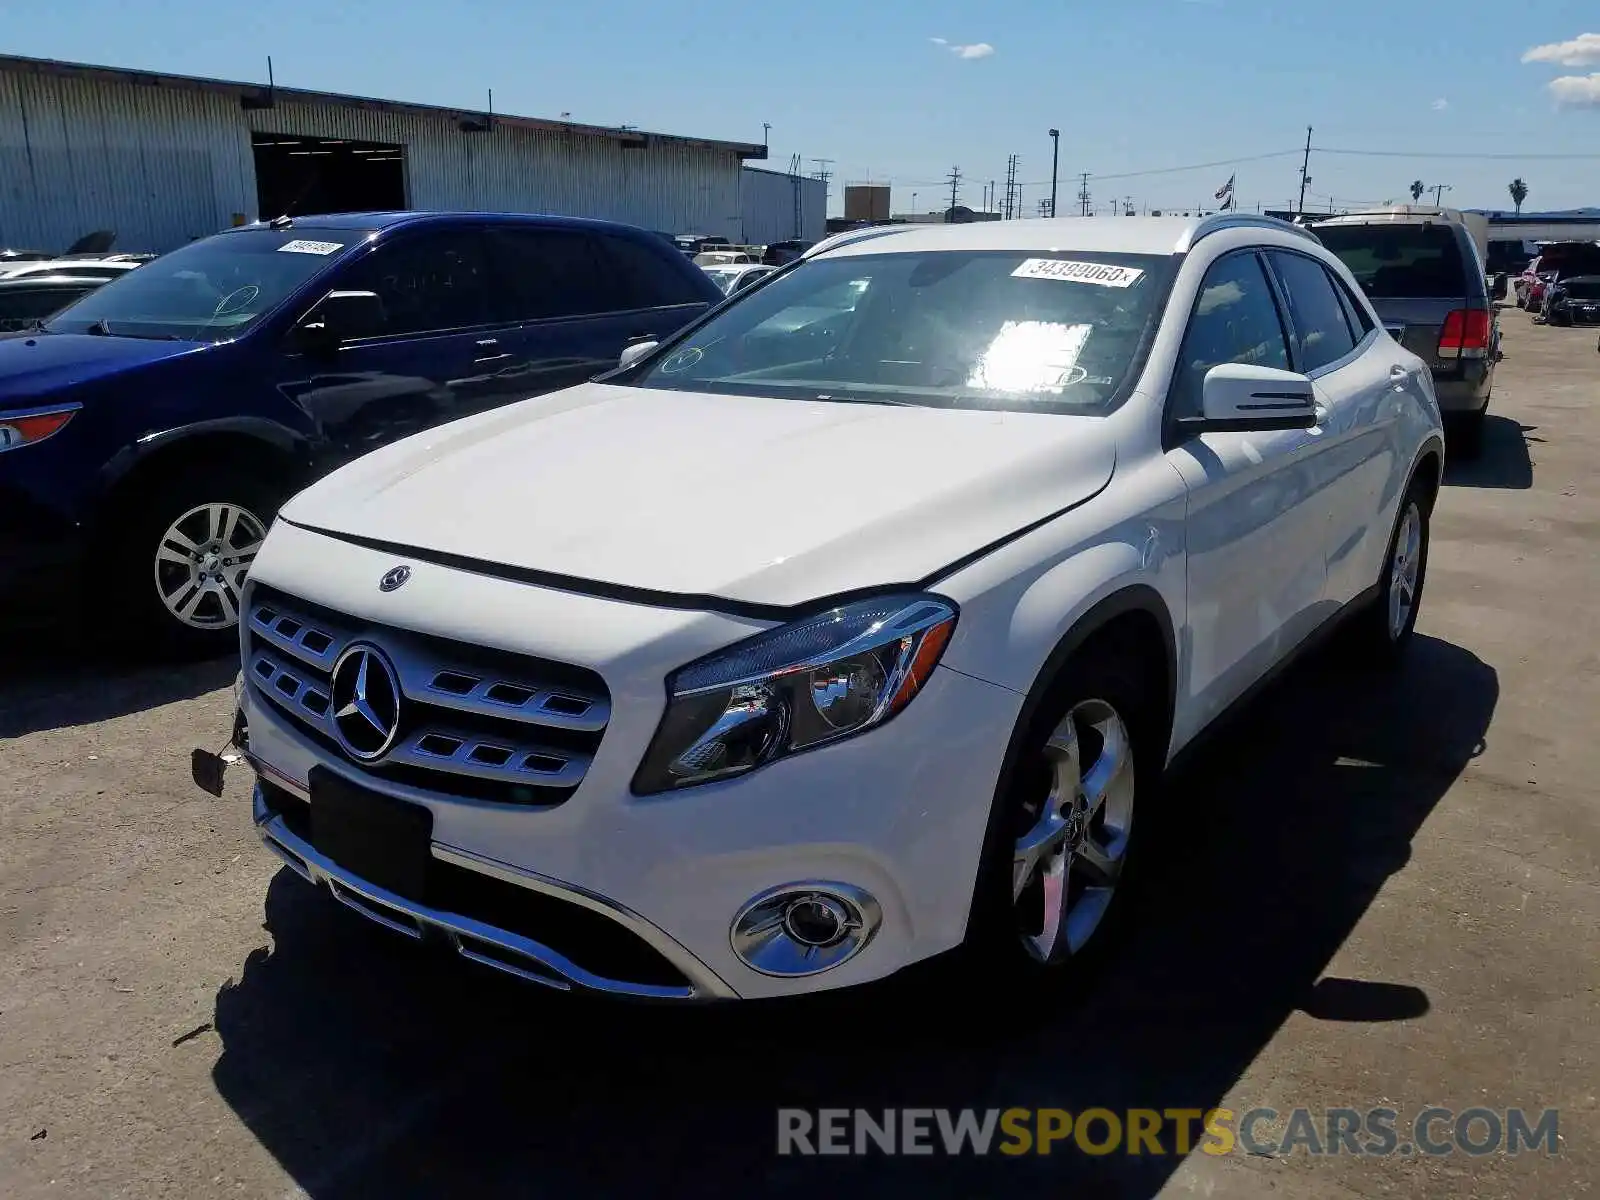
[1012, 258, 1144, 287]
[276, 239, 344, 256]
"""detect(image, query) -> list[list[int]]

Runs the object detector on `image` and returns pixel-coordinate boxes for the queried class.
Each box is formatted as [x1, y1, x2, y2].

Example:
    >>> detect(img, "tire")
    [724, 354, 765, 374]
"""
[1551, 310, 1572, 328]
[1350, 478, 1430, 665]
[108, 465, 281, 658]
[964, 636, 1163, 993]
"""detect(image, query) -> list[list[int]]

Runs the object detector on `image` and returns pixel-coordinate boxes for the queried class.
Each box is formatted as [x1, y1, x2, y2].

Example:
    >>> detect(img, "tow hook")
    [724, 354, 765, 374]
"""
[192, 709, 247, 797]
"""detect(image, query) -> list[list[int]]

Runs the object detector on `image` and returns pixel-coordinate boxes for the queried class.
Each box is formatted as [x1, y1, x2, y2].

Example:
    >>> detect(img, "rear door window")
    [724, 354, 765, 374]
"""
[1267, 251, 1357, 372]
[1312, 224, 1468, 299]
[482, 228, 624, 320]
[596, 234, 709, 309]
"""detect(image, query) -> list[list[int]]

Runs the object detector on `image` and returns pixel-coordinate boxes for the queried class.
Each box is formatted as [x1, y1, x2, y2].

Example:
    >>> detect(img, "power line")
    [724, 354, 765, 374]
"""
[1319, 148, 1600, 160]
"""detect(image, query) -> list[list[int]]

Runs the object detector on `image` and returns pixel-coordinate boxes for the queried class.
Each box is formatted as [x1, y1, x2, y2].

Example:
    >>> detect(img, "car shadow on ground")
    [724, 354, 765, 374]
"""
[1445, 416, 1538, 490]
[210, 634, 1495, 1199]
[0, 617, 236, 738]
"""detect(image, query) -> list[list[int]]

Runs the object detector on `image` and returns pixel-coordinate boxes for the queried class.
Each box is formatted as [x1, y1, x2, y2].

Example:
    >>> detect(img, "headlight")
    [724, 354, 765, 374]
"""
[631, 594, 958, 794]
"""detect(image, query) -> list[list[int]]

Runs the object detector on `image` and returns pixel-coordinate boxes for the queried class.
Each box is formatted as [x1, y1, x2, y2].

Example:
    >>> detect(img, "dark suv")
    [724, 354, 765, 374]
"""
[0, 211, 721, 654]
[1311, 212, 1498, 455]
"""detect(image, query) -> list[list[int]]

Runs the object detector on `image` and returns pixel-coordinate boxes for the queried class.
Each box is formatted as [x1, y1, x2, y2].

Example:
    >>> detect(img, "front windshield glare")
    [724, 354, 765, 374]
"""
[628, 249, 1171, 413]
[43, 229, 364, 342]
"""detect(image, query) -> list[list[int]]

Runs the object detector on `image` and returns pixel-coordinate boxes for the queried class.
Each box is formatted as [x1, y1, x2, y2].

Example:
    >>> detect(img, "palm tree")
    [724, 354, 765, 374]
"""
[1509, 178, 1529, 214]
[1409, 180, 1426, 202]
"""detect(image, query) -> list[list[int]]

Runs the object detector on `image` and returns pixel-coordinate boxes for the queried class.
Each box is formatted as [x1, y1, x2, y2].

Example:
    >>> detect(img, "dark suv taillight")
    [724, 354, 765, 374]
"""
[1437, 309, 1490, 360]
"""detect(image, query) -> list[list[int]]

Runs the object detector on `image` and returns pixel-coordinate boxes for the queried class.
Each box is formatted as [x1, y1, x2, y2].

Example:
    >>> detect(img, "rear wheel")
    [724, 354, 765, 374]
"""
[109, 466, 279, 658]
[1351, 477, 1430, 664]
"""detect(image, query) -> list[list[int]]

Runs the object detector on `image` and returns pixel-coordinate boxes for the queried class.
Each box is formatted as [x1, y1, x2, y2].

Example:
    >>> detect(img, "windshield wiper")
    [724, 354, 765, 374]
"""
[84, 319, 112, 336]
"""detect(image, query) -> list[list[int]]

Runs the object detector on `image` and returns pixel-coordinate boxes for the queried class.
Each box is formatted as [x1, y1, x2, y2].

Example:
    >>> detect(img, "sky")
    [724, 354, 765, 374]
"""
[4, 0, 1599, 216]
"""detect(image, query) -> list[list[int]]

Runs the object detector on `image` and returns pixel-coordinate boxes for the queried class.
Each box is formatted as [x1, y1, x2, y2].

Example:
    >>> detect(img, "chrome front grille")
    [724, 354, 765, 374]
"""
[246, 585, 610, 805]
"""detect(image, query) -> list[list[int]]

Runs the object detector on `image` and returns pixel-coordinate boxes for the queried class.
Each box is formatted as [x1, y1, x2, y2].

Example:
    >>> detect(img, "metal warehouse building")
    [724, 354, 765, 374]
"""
[0, 54, 769, 254]
[739, 166, 826, 246]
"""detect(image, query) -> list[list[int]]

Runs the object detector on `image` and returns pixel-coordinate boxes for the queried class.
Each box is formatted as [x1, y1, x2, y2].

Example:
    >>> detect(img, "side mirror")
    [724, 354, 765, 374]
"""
[295, 289, 386, 354]
[1177, 363, 1318, 434]
[1491, 274, 1509, 301]
[618, 338, 658, 369]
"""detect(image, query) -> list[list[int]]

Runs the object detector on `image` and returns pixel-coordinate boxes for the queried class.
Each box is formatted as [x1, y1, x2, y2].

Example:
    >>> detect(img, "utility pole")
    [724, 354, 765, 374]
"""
[1296, 125, 1312, 216]
[1048, 128, 1060, 218]
[1003, 155, 1018, 220]
[946, 166, 962, 222]
[1431, 183, 1452, 207]
[1077, 172, 1091, 216]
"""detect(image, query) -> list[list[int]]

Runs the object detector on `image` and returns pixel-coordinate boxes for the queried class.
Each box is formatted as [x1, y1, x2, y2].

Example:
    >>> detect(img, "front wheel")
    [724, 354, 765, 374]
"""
[110, 466, 279, 657]
[967, 642, 1160, 989]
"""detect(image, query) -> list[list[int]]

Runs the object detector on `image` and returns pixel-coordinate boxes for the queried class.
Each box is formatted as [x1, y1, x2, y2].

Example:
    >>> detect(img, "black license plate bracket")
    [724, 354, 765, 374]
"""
[309, 769, 433, 903]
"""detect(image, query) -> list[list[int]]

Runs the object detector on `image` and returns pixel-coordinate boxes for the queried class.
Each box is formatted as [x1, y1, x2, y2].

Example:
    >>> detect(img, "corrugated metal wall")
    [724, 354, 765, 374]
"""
[740, 167, 826, 245]
[0, 65, 746, 253]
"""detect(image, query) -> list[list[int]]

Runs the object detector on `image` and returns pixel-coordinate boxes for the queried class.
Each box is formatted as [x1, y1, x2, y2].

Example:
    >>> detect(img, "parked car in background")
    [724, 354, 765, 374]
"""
[0, 249, 52, 264]
[0, 211, 721, 654]
[702, 262, 776, 295]
[761, 239, 814, 266]
[0, 257, 144, 282]
[1539, 275, 1600, 327]
[0, 273, 115, 332]
[693, 249, 757, 267]
[1518, 242, 1600, 311]
[222, 213, 1443, 1003]
[1311, 208, 1497, 455]
[674, 234, 730, 257]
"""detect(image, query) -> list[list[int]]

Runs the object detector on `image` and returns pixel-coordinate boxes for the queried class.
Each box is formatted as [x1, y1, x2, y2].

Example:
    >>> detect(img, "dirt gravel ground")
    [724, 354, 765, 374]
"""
[1, 313, 1595, 1199]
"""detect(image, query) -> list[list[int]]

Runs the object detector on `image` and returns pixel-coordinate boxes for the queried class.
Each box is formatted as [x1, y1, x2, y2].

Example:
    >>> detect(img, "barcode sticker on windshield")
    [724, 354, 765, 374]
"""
[277, 239, 344, 256]
[1012, 259, 1144, 288]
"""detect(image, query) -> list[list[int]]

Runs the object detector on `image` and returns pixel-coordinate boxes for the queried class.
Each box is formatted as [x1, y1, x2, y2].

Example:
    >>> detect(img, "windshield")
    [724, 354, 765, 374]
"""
[42, 228, 365, 341]
[625, 249, 1172, 414]
[703, 269, 741, 295]
[1312, 224, 1468, 298]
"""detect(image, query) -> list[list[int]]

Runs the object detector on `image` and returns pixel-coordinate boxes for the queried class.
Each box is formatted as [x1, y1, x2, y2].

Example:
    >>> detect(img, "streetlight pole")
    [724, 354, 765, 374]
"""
[1048, 128, 1060, 218]
[911, 191, 918, 217]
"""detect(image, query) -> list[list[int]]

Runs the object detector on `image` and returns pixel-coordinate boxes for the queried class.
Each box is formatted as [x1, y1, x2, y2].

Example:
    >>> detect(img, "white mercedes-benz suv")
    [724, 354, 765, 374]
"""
[228, 214, 1443, 1001]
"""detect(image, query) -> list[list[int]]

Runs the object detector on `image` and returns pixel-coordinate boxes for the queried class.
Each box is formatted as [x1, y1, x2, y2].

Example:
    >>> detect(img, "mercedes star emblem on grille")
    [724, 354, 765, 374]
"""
[379, 565, 412, 592]
[329, 643, 402, 762]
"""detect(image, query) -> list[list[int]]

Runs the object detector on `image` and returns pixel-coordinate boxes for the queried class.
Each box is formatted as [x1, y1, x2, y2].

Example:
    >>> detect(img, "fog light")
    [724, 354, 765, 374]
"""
[730, 883, 880, 977]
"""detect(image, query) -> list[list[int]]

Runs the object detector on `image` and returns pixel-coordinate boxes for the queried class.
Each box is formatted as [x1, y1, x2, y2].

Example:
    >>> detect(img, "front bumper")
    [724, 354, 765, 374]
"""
[249, 777, 735, 999]
[238, 521, 1025, 1000]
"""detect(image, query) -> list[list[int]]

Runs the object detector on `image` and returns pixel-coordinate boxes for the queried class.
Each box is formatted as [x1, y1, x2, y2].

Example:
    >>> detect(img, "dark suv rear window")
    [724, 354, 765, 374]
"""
[1312, 224, 1468, 299]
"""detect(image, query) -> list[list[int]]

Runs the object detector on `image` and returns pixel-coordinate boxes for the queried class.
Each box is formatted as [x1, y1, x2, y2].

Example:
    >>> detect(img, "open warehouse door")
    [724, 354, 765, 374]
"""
[252, 135, 407, 220]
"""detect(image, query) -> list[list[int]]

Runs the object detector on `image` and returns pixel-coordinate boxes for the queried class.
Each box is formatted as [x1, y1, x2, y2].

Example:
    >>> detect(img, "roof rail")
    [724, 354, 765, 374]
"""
[1181, 213, 1318, 251]
[803, 224, 917, 259]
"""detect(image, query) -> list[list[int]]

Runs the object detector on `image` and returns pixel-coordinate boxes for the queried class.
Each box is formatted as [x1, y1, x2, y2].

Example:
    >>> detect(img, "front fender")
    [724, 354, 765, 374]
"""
[99, 415, 312, 492]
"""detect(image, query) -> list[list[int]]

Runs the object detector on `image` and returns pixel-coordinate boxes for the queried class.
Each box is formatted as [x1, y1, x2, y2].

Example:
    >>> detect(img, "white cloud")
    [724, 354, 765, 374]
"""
[1432, 97, 1449, 111]
[1549, 72, 1600, 107]
[930, 37, 995, 59]
[1522, 32, 1600, 67]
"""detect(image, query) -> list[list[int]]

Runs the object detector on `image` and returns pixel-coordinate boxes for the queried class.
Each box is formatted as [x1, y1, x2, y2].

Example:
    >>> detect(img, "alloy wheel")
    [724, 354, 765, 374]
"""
[152, 502, 266, 630]
[1012, 697, 1136, 963]
[1388, 502, 1422, 641]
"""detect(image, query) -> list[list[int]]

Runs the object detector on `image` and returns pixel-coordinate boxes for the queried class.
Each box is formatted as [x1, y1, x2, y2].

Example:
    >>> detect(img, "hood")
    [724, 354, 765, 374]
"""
[0, 332, 207, 401]
[281, 383, 1117, 608]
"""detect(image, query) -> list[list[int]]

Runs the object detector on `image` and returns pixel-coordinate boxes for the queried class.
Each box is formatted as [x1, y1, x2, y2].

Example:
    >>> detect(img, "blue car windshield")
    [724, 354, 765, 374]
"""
[42, 228, 367, 342]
